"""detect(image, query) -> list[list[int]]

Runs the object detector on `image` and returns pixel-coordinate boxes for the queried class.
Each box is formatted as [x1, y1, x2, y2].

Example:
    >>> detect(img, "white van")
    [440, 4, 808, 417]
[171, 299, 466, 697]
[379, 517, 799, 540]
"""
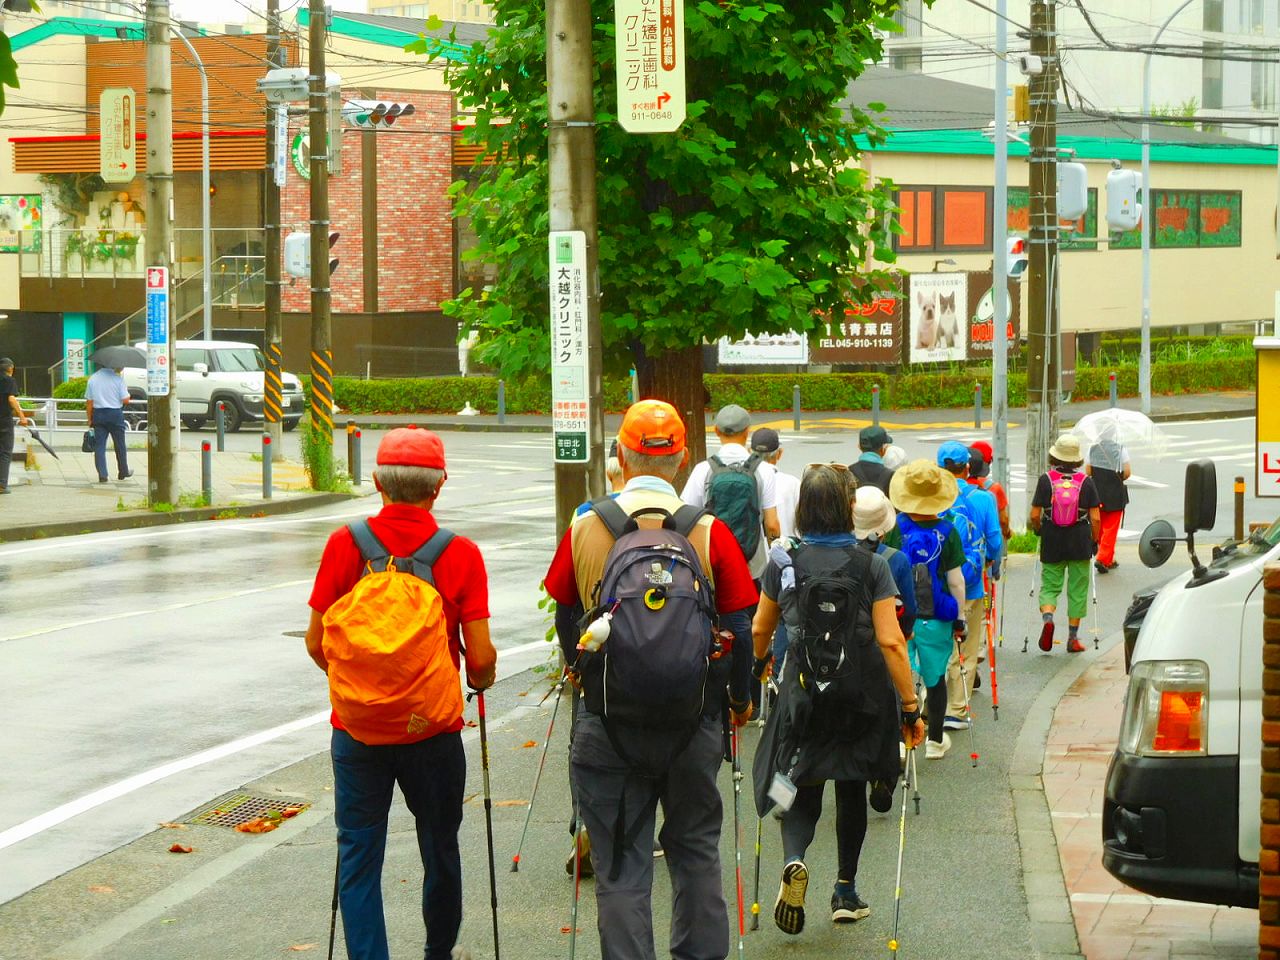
[1102, 460, 1278, 908]
[122, 340, 305, 432]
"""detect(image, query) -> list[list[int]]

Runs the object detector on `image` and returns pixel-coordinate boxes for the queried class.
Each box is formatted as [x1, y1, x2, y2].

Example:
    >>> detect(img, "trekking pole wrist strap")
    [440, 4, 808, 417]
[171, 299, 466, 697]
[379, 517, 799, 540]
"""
[729, 696, 750, 713]
[901, 707, 922, 725]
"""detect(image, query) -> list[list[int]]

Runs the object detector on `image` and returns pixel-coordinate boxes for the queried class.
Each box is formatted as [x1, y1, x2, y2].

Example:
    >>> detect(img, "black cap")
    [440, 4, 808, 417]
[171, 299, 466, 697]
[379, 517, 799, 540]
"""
[969, 448, 990, 479]
[859, 425, 892, 450]
[750, 427, 780, 454]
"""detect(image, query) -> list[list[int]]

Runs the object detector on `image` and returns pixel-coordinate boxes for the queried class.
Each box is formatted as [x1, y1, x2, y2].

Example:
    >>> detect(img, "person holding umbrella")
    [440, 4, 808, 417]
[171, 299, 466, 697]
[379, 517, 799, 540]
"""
[85, 357, 134, 483]
[0, 357, 34, 494]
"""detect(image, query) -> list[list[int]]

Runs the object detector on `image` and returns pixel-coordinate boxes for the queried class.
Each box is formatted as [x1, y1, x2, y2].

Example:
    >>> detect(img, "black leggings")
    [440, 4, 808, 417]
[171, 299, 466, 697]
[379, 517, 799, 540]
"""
[780, 780, 867, 883]
[926, 678, 948, 742]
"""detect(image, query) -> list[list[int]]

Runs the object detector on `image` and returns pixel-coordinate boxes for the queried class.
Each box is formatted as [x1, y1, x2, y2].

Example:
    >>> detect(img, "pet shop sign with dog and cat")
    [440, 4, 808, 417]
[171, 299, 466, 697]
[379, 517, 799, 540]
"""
[909, 272, 968, 364]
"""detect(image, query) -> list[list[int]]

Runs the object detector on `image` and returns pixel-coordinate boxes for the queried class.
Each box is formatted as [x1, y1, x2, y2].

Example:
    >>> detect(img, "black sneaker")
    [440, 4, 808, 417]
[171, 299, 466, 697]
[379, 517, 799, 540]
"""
[831, 889, 870, 923]
[773, 860, 808, 935]
[868, 779, 894, 813]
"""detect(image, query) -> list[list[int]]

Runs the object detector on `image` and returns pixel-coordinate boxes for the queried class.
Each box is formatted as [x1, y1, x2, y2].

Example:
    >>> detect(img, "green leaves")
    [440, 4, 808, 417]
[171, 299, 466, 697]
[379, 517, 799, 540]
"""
[414, 0, 900, 379]
[0, 33, 21, 116]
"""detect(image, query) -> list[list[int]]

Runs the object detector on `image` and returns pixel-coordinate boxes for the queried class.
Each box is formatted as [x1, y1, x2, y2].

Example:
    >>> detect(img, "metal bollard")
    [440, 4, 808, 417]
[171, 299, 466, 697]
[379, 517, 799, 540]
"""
[629, 367, 639, 404]
[497, 379, 506, 425]
[216, 401, 226, 451]
[1109, 372, 1118, 408]
[352, 429, 362, 485]
[871, 384, 881, 427]
[974, 383, 983, 429]
[1235, 476, 1246, 541]
[201, 441, 212, 505]
[792, 383, 801, 432]
[262, 434, 273, 499]
[346, 419, 356, 477]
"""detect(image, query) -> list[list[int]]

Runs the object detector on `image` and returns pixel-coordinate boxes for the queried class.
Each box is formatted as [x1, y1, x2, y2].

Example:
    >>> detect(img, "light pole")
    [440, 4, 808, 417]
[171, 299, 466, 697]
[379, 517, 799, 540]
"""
[1141, 0, 1196, 415]
[172, 30, 212, 340]
[992, 0, 1010, 495]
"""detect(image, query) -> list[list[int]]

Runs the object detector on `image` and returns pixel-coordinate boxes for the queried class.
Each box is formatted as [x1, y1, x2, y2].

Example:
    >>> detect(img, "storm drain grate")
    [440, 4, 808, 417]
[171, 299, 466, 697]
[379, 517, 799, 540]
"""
[184, 792, 312, 828]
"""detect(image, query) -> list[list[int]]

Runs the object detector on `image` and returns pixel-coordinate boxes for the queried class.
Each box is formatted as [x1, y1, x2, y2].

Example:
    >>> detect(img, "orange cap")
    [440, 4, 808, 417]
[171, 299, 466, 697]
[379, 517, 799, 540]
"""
[617, 399, 686, 456]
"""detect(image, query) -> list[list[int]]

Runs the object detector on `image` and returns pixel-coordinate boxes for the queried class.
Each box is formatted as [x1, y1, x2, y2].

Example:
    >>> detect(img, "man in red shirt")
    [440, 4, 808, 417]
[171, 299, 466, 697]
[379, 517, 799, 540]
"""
[543, 399, 757, 960]
[305, 427, 497, 960]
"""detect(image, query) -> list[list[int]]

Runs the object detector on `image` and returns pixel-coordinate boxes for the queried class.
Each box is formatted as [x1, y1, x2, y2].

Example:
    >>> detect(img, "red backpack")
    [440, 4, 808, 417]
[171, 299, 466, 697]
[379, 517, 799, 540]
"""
[1047, 470, 1086, 527]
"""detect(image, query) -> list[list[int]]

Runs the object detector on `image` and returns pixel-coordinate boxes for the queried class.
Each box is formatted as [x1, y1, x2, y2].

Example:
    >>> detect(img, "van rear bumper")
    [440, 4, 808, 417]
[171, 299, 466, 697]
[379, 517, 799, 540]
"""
[1102, 750, 1257, 908]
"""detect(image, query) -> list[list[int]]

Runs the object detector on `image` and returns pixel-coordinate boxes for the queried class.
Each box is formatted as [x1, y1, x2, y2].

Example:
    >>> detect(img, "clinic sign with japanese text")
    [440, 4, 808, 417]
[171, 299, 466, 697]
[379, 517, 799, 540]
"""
[145, 266, 170, 397]
[550, 232, 590, 463]
[614, 0, 686, 133]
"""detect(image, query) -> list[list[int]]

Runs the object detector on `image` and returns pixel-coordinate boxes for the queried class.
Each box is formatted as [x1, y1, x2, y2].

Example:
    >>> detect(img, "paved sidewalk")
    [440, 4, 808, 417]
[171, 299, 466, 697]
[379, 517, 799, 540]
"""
[1, 427, 365, 541]
[1045, 644, 1259, 959]
[341, 389, 1256, 433]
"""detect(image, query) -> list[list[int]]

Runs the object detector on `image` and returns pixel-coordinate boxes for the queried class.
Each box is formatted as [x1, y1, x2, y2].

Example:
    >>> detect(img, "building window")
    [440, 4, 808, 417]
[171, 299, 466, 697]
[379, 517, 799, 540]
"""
[1252, 56, 1275, 111]
[404, 3, 425, 15]
[892, 186, 992, 253]
[1203, 43, 1224, 109]
[1110, 189, 1242, 249]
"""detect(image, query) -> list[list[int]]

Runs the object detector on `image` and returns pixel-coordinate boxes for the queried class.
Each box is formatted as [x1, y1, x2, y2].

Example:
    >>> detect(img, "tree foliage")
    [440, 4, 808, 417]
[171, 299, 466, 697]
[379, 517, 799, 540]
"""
[411, 0, 903, 379]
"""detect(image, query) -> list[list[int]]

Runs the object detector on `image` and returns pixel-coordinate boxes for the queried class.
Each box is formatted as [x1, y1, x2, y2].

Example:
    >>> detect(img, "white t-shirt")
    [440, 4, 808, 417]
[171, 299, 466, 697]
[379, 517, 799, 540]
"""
[773, 469, 801, 541]
[681, 442, 778, 579]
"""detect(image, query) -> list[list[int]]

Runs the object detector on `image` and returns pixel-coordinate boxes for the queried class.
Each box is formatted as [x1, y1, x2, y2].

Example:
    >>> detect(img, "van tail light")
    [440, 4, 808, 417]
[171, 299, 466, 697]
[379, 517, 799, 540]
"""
[1119, 661, 1208, 757]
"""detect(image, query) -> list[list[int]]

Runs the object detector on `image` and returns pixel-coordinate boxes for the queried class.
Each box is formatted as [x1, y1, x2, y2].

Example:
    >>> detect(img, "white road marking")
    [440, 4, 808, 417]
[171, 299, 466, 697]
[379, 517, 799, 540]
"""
[0, 637, 551, 852]
[1068, 892, 1219, 908]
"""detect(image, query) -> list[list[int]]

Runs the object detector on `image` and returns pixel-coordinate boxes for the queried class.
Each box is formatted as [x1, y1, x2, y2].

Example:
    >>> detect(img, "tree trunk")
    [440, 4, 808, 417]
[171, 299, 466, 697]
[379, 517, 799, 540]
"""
[632, 341, 707, 491]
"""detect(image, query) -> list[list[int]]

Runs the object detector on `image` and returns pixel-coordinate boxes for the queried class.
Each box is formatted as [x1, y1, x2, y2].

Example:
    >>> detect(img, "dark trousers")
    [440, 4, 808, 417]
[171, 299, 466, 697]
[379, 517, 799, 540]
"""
[926, 679, 948, 743]
[0, 420, 12, 488]
[781, 780, 868, 885]
[571, 714, 729, 960]
[92, 408, 129, 480]
[330, 728, 466, 960]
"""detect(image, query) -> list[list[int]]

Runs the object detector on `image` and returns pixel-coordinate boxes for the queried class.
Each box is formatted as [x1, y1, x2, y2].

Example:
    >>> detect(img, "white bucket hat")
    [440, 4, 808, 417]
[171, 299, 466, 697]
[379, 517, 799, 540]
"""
[854, 486, 897, 540]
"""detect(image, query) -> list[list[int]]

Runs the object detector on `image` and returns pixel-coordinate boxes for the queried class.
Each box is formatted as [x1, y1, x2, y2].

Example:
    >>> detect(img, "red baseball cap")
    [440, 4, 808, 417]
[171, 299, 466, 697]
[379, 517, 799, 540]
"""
[970, 440, 994, 463]
[376, 426, 446, 469]
[617, 399, 686, 456]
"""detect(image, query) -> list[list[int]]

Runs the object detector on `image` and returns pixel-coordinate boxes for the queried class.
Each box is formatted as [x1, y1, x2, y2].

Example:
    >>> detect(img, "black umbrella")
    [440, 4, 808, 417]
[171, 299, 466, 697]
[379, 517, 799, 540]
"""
[24, 425, 59, 460]
[88, 344, 146, 369]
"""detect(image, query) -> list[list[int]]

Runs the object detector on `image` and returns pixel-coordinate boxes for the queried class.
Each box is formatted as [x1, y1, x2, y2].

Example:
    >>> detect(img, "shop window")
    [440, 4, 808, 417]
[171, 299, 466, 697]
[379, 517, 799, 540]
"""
[893, 186, 992, 253]
[893, 187, 934, 252]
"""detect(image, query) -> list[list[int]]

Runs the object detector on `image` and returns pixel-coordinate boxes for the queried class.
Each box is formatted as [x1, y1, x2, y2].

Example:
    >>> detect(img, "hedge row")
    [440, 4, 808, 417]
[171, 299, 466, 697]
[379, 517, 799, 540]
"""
[320, 355, 1254, 415]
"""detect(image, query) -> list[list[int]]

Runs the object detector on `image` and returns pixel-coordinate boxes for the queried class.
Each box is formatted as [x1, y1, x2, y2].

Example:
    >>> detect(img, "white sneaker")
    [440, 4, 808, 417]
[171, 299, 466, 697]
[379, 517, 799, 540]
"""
[926, 733, 952, 760]
[451, 948, 474, 960]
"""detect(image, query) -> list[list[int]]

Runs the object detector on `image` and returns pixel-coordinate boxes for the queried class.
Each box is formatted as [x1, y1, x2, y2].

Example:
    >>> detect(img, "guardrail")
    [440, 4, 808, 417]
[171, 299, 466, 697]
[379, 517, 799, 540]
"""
[19, 396, 149, 437]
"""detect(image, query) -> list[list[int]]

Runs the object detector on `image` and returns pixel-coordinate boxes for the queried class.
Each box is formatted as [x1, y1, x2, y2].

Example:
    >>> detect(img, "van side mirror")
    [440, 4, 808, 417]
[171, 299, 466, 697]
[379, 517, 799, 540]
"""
[192, 362, 209, 377]
[1183, 459, 1217, 535]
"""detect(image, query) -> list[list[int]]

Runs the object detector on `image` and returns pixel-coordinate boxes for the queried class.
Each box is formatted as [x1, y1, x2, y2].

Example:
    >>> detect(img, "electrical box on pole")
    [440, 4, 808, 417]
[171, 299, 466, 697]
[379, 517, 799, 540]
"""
[1106, 168, 1143, 231]
[284, 230, 339, 279]
[1057, 162, 1089, 220]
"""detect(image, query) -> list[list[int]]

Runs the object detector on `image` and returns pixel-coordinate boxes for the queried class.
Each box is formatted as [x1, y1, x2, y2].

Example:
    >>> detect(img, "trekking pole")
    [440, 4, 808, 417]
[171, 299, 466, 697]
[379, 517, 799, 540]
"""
[468, 691, 501, 960]
[1023, 557, 1040, 654]
[750, 808, 763, 931]
[730, 724, 747, 959]
[985, 585, 1000, 721]
[568, 814, 584, 960]
[909, 679, 922, 815]
[1090, 559, 1101, 650]
[954, 634, 980, 767]
[888, 745, 913, 956]
[326, 848, 340, 960]
[512, 673, 567, 872]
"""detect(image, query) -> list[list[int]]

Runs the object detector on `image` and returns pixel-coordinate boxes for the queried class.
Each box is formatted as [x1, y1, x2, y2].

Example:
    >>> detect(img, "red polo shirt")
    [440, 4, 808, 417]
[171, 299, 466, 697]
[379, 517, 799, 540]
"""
[310, 502, 490, 733]
[968, 475, 1009, 514]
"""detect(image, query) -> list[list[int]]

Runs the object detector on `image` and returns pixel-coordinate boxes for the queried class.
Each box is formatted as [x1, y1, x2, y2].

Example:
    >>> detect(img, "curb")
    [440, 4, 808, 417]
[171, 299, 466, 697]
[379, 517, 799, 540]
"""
[348, 419, 548, 434]
[0, 491, 359, 544]
[1010, 629, 1121, 960]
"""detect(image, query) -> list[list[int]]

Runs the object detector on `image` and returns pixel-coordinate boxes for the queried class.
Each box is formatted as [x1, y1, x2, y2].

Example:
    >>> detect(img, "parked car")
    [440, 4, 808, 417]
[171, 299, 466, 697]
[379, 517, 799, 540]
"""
[1102, 459, 1277, 909]
[121, 340, 304, 432]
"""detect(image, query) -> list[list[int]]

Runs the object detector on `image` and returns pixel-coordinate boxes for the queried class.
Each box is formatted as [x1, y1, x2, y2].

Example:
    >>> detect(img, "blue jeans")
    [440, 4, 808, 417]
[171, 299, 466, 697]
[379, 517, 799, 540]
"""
[92, 407, 129, 480]
[331, 728, 466, 960]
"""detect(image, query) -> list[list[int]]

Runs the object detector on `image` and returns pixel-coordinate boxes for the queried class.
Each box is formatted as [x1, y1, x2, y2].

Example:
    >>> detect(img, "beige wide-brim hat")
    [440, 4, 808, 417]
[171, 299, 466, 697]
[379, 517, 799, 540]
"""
[889, 459, 960, 515]
[1049, 434, 1083, 463]
[854, 486, 897, 540]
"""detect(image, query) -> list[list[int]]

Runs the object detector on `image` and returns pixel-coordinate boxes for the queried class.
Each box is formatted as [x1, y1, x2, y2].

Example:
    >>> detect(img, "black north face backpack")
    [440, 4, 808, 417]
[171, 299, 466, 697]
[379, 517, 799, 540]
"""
[790, 544, 877, 716]
[576, 499, 721, 731]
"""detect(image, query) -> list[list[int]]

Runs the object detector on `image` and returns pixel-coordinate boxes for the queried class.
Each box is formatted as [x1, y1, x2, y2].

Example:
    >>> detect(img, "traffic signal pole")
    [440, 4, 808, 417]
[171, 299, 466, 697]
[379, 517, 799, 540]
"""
[262, 0, 284, 461]
[145, 0, 178, 505]
[1026, 0, 1059, 483]
[307, 0, 334, 446]
[547, 0, 605, 536]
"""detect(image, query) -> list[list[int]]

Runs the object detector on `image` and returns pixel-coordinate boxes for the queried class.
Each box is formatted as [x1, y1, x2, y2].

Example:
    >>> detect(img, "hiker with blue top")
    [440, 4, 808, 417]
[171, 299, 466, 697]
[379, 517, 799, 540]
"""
[935, 441, 1003, 731]
[883, 460, 968, 760]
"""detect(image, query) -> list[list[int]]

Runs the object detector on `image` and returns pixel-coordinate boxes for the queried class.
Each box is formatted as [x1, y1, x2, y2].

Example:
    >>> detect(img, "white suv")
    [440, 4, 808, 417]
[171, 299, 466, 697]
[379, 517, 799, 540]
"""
[122, 340, 305, 432]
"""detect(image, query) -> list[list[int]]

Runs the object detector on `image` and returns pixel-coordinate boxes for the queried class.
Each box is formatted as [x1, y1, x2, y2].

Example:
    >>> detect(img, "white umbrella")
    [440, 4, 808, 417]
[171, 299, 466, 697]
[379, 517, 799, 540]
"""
[1071, 408, 1169, 471]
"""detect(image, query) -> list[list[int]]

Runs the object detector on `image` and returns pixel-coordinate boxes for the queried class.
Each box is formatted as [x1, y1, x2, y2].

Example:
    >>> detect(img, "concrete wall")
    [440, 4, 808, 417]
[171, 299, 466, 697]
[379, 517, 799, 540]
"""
[867, 150, 1280, 334]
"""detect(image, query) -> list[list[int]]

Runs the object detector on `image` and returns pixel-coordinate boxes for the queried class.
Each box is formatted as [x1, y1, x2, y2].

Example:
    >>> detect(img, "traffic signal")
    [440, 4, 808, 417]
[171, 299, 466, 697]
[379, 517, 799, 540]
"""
[1106, 169, 1143, 231]
[283, 230, 341, 279]
[342, 100, 416, 129]
[1006, 236, 1028, 278]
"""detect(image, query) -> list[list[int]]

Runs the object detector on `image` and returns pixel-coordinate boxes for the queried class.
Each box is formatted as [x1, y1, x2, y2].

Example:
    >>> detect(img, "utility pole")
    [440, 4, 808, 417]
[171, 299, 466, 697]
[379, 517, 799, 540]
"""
[262, 0, 284, 461]
[991, 0, 1010, 495]
[548, 0, 605, 536]
[306, 0, 334, 449]
[1025, 0, 1059, 483]
[145, 0, 178, 505]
